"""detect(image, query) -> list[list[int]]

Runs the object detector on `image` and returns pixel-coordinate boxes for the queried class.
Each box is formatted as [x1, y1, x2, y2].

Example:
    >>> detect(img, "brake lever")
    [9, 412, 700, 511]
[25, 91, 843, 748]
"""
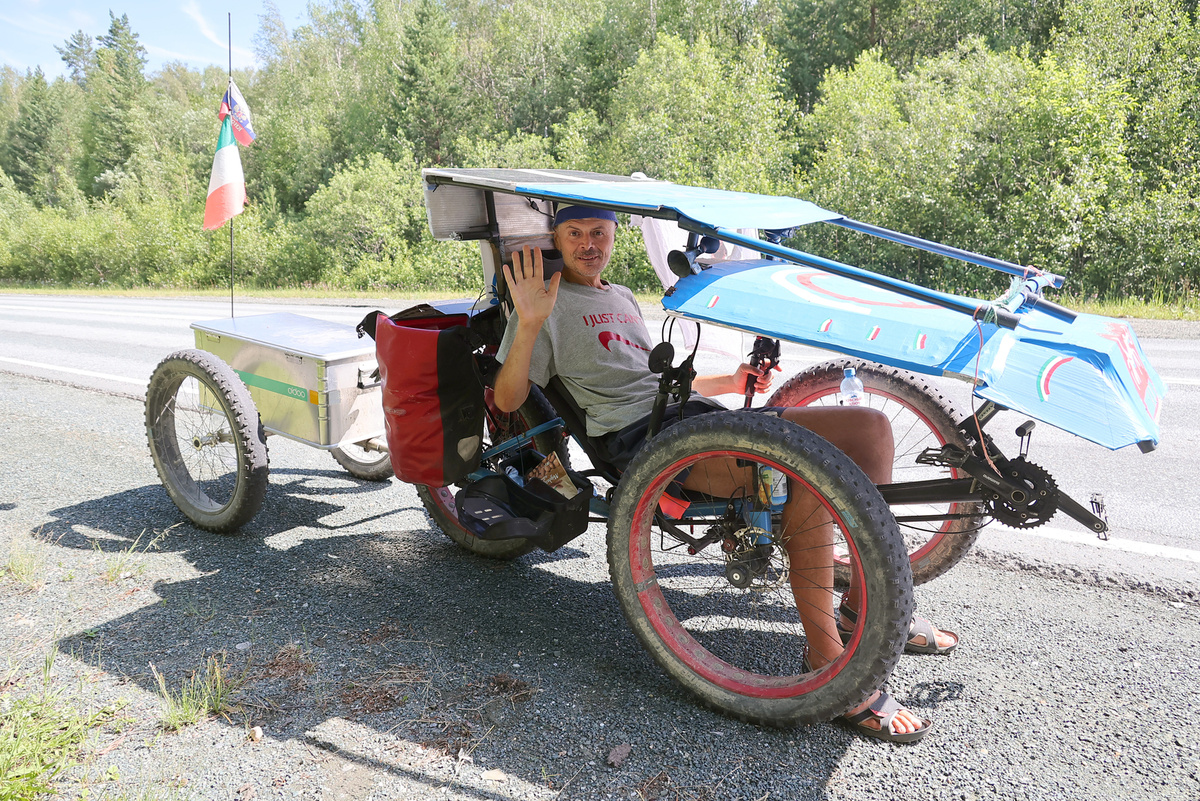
[743, 337, 781, 409]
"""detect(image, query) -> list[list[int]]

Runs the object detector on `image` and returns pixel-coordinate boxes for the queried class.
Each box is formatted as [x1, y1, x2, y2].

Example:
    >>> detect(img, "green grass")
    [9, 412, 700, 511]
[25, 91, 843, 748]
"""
[0, 653, 119, 801]
[0, 282, 469, 303]
[1059, 293, 1200, 321]
[92, 528, 171, 584]
[150, 657, 237, 732]
[3, 537, 47, 592]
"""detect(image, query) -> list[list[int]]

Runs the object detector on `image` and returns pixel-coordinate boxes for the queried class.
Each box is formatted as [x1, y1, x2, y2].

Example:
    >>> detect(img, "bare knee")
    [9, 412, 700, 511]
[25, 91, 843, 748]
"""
[779, 406, 894, 484]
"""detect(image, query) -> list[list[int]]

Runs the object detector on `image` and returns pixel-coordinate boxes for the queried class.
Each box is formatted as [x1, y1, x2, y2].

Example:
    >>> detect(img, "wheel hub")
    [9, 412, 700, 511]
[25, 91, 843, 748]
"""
[723, 528, 789, 591]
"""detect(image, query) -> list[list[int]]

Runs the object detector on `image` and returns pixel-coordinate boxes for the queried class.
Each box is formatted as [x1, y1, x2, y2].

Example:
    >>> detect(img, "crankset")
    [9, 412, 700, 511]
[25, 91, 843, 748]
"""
[894, 401, 1109, 536]
[983, 457, 1057, 529]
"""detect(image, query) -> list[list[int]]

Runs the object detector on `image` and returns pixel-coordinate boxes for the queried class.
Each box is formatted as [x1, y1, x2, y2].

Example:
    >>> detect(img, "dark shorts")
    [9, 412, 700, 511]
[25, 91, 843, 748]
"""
[599, 399, 785, 474]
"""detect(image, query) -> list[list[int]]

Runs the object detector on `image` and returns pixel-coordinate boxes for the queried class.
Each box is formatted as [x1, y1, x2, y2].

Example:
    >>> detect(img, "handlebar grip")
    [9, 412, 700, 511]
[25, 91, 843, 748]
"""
[975, 305, 1022, 330]
[1029, 295, 1079, 323]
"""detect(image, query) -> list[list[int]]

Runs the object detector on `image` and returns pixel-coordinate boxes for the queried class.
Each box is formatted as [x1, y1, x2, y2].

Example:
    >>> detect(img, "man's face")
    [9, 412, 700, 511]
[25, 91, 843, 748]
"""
[553, 218, 616, 282]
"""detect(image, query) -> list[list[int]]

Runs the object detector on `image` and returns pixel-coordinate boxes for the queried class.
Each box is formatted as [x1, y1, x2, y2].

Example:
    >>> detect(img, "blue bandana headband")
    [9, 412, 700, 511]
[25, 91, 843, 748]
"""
[553, 204, 618, 227]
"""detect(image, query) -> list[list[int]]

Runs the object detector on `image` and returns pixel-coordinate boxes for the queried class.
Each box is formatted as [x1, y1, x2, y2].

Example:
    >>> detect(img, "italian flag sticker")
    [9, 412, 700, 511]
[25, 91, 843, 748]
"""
[707, 295, 719, 308]
[867, 326, 881, 341]
[818, 319, 833, 333]
[913, 332, 927, 349]
[1037, 356, 1074, 401]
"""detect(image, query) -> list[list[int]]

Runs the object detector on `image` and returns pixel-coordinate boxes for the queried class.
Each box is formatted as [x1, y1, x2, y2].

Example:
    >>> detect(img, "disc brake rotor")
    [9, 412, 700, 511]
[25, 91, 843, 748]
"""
[723, 527, 790, 591]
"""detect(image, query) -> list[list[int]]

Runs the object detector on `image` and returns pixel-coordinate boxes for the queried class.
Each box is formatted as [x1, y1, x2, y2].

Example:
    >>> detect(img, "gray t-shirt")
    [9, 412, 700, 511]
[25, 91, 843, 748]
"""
[497, 281, 663, 437]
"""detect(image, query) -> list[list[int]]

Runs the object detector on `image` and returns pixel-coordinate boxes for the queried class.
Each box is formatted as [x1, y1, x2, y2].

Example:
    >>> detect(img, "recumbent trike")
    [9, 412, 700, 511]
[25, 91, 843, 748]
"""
[146, 168, 1166, 728]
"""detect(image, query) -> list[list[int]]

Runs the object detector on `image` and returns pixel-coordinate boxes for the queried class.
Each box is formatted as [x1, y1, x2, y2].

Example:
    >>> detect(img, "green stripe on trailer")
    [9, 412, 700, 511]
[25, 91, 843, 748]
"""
[234, 370, 317, 404]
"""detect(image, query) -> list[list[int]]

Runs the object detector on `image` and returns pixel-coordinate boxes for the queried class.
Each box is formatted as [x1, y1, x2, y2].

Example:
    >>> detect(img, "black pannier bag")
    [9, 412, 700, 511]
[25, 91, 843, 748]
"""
[454, 449, 592, 552]
[359, 306, 485, 487]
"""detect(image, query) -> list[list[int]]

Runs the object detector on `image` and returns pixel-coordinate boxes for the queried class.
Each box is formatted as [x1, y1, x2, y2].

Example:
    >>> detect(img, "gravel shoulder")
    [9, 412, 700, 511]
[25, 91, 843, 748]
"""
[2, 364, 1199, 800]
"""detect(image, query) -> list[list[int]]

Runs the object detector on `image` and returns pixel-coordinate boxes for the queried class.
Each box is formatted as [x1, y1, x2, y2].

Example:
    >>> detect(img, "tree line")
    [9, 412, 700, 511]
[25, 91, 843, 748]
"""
[1, 0, 1197, 301]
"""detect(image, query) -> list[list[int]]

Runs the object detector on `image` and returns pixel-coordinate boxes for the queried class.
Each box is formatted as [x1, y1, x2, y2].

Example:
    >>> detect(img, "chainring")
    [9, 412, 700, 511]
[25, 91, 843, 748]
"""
[985, 458, 1058, 529]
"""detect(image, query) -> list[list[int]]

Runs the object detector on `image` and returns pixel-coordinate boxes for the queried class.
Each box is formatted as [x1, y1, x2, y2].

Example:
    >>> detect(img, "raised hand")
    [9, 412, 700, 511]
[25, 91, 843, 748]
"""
[503, 245, 561, 326]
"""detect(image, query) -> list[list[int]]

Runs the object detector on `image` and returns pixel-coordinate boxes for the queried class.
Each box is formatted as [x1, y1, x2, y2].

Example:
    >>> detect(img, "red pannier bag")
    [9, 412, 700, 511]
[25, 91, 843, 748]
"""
[369, 308, 485, 487]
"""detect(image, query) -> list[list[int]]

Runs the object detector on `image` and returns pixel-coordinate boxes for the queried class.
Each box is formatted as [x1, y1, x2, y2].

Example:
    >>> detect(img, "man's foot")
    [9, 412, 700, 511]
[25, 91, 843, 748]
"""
[837, 600, 958, 655]
[904, 615, 958, 655]
[841, 690, 932, 743]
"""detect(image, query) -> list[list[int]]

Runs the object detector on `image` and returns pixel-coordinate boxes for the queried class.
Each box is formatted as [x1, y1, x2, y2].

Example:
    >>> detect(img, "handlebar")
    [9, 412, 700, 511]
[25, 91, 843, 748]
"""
[744, 336, 781, 409]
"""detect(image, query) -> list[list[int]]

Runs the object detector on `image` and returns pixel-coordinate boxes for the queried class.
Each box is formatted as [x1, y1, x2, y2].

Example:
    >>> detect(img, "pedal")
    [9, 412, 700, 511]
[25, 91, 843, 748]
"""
[916, 444, 968, 468]
[1090, 493, 1108, 541]
[1015, 420, 1035, 458]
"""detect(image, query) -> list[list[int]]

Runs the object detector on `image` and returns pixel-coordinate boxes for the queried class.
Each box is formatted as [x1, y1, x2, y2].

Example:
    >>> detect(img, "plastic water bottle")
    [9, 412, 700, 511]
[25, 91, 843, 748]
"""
[757, 466, 789, 510]
[840, 367, 864, 407]
[747, 466, 788, 542]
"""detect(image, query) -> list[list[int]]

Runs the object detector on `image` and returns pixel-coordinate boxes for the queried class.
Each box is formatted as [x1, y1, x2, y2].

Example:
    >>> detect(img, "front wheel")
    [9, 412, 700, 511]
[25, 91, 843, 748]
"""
[767, 359, 986, 585]
[145, 349, 269, 532]
[607, 412, 912, 726]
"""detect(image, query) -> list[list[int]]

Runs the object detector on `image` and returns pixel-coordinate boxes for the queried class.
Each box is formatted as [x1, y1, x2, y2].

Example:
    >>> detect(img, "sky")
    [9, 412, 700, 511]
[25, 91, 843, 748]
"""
[0, 0, 314, 78]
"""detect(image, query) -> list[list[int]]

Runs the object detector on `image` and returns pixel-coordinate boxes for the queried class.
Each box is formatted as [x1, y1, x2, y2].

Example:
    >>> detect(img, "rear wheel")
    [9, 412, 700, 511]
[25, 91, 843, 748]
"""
[766, 358, 985, 585]
[145, 349, 269, 532]
[607, 411, 912, 726]
[418, 387, 570, 559]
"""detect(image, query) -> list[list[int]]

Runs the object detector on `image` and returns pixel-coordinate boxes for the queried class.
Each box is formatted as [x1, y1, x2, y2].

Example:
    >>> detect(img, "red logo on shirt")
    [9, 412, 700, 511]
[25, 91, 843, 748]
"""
[598, 331, 649, 353]
[583, 312, 643, 327]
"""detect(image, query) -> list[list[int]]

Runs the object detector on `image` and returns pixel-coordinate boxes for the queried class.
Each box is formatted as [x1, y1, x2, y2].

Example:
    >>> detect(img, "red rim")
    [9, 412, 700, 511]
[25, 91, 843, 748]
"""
[627, 450, 863, 699]
[788, 384, 962, 564]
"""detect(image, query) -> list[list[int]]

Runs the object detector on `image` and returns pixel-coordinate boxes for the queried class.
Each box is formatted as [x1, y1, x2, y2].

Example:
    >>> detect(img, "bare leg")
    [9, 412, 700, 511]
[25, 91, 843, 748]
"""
[773, 406, 930, 734]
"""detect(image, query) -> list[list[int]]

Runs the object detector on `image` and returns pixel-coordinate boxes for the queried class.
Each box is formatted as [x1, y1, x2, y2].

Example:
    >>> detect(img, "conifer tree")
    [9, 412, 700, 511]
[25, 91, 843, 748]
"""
[4, 69, 59, 196]
[55, 30, 96, 88]
[82, 12, 148, 194]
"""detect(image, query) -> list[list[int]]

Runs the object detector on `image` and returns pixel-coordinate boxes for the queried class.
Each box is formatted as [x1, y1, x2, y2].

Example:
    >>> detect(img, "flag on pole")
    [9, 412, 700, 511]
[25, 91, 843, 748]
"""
[219, 79, 256, 146]
[203, 113, 246, 230]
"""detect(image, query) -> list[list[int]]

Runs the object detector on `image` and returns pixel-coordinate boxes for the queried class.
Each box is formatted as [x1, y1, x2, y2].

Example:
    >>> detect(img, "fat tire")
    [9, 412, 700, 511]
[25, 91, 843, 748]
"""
[767, 358, 986, 585]
[145, 349, 269, 532]
[606, 411, 912, 726]
[419, 387, 569, 560]
[331, 444, 394, 481]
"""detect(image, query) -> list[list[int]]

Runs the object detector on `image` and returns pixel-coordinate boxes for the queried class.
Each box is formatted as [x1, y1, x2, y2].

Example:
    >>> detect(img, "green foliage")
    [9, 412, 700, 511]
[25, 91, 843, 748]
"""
[55, 30, 96, 88]
[773, 0, 1062, 111]
[566, 34, 795, 193]
[302, 152, 426, 276]
[793, 40, 1160, 297]
[82, 13, 149, 193]
[0, 0, 1195, 304]
[392, 0, 483, 166]
[0, 662, 117, 800]
[604, 223, 659, 292]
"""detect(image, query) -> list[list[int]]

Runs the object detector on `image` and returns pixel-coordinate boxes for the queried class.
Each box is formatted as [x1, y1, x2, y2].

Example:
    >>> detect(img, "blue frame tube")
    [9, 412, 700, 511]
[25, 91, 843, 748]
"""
[686, 224, 1022, 330]
[829, 217, 1065, 289]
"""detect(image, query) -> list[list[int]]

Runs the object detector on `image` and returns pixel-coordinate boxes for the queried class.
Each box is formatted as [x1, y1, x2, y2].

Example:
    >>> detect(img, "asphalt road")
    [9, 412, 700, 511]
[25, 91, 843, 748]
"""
[3, 293, 1197, 594]
[2, 292, 1199, 800]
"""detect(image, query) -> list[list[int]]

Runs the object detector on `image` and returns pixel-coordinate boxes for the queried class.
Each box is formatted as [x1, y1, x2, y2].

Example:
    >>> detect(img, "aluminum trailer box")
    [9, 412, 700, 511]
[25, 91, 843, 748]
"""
[191, 313, 384, 449]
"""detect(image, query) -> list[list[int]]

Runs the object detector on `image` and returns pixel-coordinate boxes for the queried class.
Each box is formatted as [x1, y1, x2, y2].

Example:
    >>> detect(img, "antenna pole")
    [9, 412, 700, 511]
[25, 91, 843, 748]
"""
[228, 12, 234, 318]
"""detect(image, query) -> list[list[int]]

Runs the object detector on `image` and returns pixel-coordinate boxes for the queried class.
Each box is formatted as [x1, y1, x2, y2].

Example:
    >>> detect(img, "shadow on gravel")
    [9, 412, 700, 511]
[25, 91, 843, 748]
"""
[906, 680, 964, 709]
[43, 473, 861, 799]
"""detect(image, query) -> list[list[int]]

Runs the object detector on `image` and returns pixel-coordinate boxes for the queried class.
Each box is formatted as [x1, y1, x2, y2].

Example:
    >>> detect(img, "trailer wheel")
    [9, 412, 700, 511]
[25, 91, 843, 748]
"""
[145, 349, 269, 532]
[331, 443, 393, 481]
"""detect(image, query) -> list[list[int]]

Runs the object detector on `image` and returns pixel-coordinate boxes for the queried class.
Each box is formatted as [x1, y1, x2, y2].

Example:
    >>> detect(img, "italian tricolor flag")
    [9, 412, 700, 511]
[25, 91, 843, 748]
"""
[203, 114, 246, 231]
